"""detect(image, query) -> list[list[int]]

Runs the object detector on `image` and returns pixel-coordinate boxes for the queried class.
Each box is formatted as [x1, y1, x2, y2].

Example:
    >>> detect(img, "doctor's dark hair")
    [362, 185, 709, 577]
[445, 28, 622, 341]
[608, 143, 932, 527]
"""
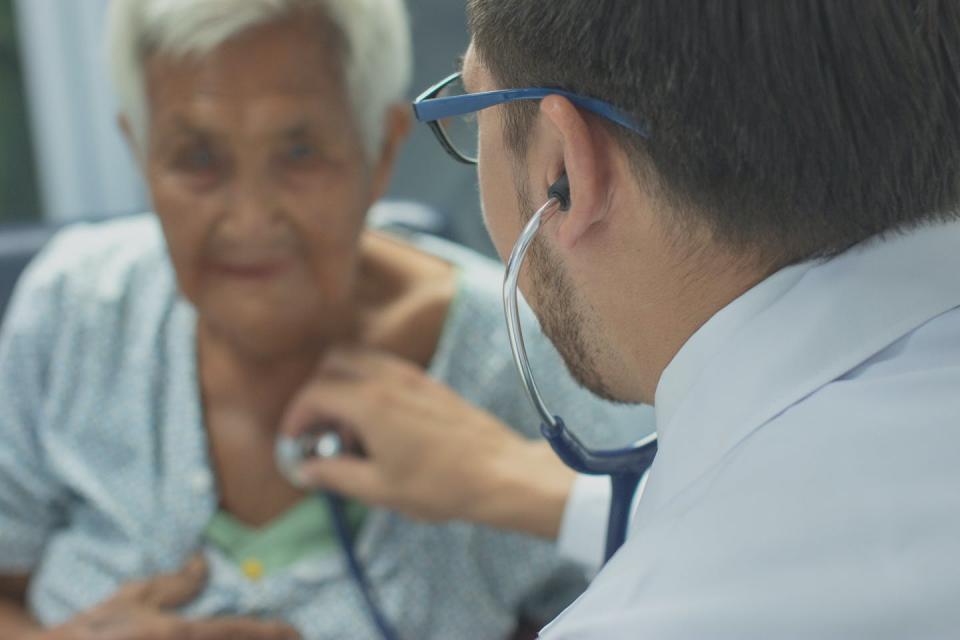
[468, 0, 960, 266]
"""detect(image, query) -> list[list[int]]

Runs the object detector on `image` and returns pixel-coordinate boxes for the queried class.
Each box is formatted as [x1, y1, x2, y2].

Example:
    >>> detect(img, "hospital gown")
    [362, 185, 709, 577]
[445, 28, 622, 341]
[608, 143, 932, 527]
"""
[0, 208, 650, 639]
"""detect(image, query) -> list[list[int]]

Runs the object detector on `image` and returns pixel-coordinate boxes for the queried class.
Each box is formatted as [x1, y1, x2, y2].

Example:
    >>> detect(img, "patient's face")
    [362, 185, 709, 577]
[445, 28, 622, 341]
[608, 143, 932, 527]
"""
[141, 16, 377, 358]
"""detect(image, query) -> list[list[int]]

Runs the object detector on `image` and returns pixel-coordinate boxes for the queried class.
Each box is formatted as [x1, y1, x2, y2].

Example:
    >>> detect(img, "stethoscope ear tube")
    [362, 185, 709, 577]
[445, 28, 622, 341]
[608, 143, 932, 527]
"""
[503, 196, 565, 429]
[504, 186, 658, 564]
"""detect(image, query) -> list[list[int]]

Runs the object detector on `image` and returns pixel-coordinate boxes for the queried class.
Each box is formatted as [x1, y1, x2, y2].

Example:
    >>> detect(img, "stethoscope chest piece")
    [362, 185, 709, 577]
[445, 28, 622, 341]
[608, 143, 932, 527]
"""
[275, 429, 344, 485]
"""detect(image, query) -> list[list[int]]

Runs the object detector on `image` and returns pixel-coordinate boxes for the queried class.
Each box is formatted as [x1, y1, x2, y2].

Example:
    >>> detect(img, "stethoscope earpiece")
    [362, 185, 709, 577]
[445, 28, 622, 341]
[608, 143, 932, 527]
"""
[548, 173, 571, 211]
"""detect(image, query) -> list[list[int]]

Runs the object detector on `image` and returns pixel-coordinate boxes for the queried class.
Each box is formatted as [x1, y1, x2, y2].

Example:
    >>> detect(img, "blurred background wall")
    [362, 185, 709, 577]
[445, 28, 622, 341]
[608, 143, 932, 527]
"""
[0, 0, 40, 222]
[0, 0, 491, 254]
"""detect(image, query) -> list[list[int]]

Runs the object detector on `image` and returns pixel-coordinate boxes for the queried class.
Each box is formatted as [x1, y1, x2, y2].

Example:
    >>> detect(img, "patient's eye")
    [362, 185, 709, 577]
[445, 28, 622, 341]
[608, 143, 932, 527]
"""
[279, 139, 323, 171]
[172, 142, 220, 174]
[288, 141, 316, 161]
[167, 138, 225, 189]
[187, 147, 215, 169]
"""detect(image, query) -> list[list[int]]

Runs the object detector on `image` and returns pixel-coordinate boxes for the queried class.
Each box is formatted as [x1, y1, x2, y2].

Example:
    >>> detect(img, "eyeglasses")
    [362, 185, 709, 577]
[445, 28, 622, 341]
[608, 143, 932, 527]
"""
[413, 71, 649, 165]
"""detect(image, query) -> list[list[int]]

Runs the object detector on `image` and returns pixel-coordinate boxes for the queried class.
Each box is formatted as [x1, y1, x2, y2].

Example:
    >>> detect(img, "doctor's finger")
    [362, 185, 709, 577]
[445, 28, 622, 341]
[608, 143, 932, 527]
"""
[280, 376, 379, 441]
[282, 369, 436, 446]
[293, 456, 387, 503]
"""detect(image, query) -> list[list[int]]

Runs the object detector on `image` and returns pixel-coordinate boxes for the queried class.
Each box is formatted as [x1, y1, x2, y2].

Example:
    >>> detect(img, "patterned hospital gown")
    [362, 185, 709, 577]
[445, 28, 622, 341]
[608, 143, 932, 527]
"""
[0, 210, 651, 639]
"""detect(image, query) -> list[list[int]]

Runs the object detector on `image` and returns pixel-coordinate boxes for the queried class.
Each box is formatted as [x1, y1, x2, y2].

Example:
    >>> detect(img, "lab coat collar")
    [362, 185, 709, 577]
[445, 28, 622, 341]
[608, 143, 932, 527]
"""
[654, 260, 814, 431]
[640, 219, 960, 520]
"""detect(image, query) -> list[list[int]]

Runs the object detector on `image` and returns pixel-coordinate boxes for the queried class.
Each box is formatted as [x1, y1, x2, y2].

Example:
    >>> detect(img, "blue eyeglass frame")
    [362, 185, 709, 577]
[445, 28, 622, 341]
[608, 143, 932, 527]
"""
[413, 71, 649, 165]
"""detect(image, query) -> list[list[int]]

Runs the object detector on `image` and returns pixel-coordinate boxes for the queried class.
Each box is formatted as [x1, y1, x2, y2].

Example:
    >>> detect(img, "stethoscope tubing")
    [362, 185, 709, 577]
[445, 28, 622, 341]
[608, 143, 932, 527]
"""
[325, 492, 402, 640]
[502, 193, 658, 563]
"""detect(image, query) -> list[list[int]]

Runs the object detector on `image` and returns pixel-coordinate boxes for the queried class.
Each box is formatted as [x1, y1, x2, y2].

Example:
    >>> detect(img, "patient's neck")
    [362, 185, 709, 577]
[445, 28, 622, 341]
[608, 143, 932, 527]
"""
[198, 324, 325, 526]
[197, 322, 327, 430]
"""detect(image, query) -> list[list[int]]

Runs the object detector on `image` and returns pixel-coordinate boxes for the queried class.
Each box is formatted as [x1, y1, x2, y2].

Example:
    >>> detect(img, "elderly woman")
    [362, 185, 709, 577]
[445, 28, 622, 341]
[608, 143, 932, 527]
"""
[0, 1, 647, 639]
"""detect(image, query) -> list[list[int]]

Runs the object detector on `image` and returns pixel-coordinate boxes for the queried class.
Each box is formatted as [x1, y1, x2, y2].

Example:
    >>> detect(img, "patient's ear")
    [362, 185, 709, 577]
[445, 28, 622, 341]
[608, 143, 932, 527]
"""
[370, 104, 413, 201]
[117, 114, 145, 167]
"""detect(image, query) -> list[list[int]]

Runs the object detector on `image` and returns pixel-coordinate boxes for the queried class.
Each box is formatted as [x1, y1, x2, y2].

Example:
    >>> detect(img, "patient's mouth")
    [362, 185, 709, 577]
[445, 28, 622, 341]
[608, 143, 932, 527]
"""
[207, 259, 293, 280]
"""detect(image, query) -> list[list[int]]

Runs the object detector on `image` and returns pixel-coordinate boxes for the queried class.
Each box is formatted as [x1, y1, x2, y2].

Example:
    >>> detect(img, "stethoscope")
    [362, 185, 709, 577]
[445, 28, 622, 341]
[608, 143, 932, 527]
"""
[276, 433, 402, 640]
[502, 174, 658, 564]
[273, 177, 657, 639]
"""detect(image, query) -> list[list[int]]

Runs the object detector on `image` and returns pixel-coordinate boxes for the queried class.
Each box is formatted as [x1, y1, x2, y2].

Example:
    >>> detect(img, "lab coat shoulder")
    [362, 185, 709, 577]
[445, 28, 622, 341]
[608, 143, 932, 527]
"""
[542, 308, 960, 639]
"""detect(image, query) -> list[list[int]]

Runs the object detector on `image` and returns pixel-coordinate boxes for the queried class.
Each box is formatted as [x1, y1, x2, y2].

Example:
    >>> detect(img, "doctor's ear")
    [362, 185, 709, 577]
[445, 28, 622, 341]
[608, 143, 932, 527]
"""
[540, 95, 616, 250]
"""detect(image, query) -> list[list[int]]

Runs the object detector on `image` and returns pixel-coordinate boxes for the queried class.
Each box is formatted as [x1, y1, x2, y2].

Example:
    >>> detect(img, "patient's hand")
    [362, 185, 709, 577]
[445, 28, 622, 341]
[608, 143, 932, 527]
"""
[35, 556, 299, 640]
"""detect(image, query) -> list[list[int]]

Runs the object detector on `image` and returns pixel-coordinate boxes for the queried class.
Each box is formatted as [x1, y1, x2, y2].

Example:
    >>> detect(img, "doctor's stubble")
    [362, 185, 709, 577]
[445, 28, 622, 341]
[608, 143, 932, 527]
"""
[513, 176, 623, 404]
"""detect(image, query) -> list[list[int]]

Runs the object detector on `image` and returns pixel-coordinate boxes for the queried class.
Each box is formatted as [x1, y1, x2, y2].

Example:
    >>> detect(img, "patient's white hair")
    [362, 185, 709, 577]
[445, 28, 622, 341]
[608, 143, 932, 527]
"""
[108, 0, 412, 160]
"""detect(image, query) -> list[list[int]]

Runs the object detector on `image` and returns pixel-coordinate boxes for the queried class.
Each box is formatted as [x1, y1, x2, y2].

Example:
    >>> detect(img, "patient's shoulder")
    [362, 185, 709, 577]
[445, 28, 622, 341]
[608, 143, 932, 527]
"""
[4, 213, 177, 342]
[373, 230, 547, 428]
[386, 229, 504, 310]
[19, 214, 169, 300]
[386, 231, 653, 448]
[352, 229, 456, 368]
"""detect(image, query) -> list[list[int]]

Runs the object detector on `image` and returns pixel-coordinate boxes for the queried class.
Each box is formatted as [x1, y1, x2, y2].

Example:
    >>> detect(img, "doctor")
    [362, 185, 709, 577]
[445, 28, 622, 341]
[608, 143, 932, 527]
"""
[283, 1, 960, 637]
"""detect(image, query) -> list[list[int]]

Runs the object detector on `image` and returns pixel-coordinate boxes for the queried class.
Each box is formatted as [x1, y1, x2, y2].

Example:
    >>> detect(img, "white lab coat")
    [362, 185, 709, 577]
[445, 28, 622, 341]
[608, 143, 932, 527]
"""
[544, 220, 960, 639]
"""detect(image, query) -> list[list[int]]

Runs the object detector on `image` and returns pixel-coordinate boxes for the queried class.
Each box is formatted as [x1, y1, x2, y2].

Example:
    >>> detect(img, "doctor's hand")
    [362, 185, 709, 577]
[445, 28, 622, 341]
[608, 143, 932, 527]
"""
[34, 556, 299, 640]
[281, 348, 576, 540]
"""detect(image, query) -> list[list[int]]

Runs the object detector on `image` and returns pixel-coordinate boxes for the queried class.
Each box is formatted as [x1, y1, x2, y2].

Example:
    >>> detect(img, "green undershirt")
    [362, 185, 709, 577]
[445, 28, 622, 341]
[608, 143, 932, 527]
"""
[205, 496, 367, 580]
